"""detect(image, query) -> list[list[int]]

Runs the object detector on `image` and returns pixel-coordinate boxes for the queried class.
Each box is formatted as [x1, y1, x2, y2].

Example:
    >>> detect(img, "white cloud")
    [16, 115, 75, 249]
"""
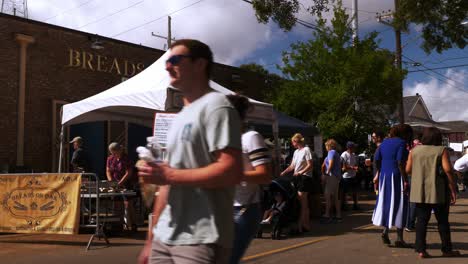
[404, 69, 468, 121]
[27, 0, 281, 65]
[25, 0, 396, 66]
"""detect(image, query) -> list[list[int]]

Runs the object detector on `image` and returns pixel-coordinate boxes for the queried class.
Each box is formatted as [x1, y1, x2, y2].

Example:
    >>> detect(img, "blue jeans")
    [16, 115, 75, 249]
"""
[230, 203, 261, 264]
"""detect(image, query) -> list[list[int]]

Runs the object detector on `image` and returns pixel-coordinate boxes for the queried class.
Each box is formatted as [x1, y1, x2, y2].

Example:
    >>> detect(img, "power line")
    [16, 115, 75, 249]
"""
[44, 0, 96, 21]
[77, 0, 144, 29]
[408, 64, 468, 73]
[424, 56, 468, 65]
[404, 55, 468, 93]
[402, 35, 421, 48]
[111, 0, 206, 38]
[342, 6, 379, 14]
[403, 54, 465, 86]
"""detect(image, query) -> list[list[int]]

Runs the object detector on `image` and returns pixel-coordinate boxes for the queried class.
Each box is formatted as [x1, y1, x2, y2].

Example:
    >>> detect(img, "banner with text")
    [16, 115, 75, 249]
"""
[0, 173, 81, 234]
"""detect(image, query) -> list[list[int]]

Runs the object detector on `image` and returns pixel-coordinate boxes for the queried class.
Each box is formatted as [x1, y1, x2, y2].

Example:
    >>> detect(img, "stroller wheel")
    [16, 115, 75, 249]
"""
[256, 230, 263, 238]
[272, 228, 282, 240]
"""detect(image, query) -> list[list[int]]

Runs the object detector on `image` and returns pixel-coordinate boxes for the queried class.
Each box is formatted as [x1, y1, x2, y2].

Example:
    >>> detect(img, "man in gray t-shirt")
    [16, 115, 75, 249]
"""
[137, 39, 243, 264]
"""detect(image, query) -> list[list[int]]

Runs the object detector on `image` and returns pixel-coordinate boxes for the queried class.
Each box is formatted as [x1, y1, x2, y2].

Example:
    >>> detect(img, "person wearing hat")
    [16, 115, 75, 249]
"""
[340, 141, 359, 211]
[70, 136, 89, 173]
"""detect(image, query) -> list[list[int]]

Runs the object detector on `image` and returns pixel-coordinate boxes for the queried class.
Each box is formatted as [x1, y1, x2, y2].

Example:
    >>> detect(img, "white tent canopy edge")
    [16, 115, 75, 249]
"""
[59, 50, 279, 173]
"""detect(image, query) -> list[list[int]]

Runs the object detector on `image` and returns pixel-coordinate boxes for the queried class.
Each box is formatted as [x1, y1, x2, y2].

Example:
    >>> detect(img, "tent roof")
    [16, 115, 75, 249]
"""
[253, 111, 316, 137]
[61, 50, 274, 126]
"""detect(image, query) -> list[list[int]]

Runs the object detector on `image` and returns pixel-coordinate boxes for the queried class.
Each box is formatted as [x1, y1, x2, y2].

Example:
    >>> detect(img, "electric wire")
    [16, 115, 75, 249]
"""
[77, 0, 144, 29]
[111, 0, 206, 38]
[44, 0, 96, 21]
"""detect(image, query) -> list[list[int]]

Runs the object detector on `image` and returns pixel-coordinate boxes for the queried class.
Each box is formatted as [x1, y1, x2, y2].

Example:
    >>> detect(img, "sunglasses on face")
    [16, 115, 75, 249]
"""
[166, 54, 192, 65]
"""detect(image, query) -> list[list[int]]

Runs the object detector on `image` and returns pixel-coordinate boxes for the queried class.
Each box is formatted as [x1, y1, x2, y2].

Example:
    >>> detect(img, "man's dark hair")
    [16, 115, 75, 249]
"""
[390, 124, 413, 146]
[421, 127, 443, 146]
[226, 94, 251, 121]
[373, 130, 385, 139]
[170, 39, 213, 78]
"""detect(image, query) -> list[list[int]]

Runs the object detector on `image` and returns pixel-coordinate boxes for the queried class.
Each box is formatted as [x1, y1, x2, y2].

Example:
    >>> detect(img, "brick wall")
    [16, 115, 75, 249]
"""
[0, 13, 270, 172]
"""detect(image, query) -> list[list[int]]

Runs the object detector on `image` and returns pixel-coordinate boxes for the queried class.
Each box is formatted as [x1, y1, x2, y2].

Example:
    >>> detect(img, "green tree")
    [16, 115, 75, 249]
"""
[270, 2, 404, 145]
[239, 63, 283, 99]
[396, 0, 467, 53]
[239, 63, 270, 75]
[247, 0, 467, 53]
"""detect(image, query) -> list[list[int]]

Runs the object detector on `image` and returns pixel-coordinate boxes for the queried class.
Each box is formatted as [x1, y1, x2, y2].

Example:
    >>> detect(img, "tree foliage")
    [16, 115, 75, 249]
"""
[239, 63, 283, 99]
[249, 0, 467, 53]
[269, 3, 405, 145]
[239, 63, 270, 75]
[396, 0, 467, 53]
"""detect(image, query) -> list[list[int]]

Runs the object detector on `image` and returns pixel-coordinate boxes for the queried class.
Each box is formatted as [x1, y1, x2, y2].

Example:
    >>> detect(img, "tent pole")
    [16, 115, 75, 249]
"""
[58, 125, 64, 173]
[272, 119, 280, 178]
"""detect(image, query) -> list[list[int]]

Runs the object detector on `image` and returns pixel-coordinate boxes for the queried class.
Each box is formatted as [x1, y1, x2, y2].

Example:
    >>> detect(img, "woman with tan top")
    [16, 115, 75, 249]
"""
[406, 127, 460, 258]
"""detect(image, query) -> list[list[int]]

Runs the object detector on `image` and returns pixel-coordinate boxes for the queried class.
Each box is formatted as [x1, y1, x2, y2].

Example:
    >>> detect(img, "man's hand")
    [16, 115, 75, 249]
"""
[403, 180, 410, 195]
[450, 189, 457, 205]
[137, 161, 173, 185]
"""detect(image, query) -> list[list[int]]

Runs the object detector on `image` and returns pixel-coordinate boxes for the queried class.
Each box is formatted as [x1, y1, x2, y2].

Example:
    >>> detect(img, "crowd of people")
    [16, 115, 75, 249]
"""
[70, 39, 467, 263]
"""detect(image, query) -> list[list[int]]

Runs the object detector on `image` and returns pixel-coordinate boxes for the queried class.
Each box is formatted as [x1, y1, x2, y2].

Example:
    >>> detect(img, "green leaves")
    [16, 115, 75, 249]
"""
[269, 2, 404, 146]
[396, 0, 467, 53]
[252, 0, 300, 31]
[249, 0, 467, 53]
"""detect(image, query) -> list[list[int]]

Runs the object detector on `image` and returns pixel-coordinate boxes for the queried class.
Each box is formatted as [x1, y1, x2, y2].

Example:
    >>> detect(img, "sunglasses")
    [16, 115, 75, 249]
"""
[166, 54, 192, 65]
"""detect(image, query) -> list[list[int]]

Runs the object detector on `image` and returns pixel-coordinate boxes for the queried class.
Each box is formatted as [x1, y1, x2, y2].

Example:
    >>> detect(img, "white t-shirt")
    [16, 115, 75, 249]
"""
[454, 154, 468, 173]
[234, 131, 271, 206]
[291, 146, 313, 177]
[154, 92, 241, 248]
[341, 151, 357, 179]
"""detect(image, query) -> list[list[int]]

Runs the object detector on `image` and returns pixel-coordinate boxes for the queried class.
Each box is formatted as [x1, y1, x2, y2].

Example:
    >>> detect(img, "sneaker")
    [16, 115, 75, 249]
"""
[404, 227, 414, 232]
[418, 251, 431, 258]
[381, 235, 391, 245]
[260, 219, 271, 225]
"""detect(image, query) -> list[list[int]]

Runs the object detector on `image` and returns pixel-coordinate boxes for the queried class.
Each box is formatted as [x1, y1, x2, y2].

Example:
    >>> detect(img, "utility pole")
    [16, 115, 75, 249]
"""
[351, 0, 358, 44]
[1, 0, 28, 18]
[151, 16, 176, 50]
[376, 0, 405, 124]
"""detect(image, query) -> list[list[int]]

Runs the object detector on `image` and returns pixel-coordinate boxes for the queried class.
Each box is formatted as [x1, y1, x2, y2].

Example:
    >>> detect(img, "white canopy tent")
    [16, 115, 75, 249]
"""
[59, 51, 278, 172]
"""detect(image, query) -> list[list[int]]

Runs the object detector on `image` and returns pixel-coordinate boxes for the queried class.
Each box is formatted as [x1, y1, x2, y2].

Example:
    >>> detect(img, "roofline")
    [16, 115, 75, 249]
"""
[407, 94, 433, 121]
[0, 12, 244, 71]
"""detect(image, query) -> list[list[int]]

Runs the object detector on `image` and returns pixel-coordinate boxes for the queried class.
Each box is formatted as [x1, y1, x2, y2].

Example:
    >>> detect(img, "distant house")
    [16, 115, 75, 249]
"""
[403, 94, 468, 150]
[438, 121, 468, 144]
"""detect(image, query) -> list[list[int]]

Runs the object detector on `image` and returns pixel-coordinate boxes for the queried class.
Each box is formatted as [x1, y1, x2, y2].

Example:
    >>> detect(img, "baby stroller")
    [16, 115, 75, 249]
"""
[258, 176, 301, 239]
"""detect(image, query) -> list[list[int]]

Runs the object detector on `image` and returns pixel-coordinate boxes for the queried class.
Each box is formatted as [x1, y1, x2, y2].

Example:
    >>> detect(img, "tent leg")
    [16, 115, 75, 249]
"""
[272, 120, 280, 178]
[58, 125, 64, 173]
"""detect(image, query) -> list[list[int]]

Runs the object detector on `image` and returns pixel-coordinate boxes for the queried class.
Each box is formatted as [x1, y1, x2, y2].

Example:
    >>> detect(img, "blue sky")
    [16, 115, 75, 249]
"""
[7, 0, 467, 121]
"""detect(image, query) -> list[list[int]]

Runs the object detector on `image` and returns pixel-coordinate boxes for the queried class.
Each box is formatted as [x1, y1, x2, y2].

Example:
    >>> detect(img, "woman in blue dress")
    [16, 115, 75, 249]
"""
[372, 124, 413, 247]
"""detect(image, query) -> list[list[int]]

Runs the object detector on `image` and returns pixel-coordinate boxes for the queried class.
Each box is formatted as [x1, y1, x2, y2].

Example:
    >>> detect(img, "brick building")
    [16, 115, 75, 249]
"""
[0, 13, 269, 175]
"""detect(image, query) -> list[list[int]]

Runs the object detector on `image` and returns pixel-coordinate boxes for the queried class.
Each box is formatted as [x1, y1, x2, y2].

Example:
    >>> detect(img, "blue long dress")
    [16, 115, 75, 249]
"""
[372, 137, 408, 229]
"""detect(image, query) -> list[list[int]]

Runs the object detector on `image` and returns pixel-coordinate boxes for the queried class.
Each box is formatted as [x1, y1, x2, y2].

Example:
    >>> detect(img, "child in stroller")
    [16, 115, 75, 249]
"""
[261, 191, 286, 225]
[258, 177, 301, 239]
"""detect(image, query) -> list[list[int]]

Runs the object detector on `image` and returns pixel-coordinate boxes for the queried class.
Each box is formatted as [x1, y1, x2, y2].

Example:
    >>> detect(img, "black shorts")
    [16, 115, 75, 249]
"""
[293, 175, 314, 193]
[341, 177, 358, 193]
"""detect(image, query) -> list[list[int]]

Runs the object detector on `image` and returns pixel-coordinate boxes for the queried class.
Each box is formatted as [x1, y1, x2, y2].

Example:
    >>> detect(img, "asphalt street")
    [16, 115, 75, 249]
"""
[1, 192, 467, 263]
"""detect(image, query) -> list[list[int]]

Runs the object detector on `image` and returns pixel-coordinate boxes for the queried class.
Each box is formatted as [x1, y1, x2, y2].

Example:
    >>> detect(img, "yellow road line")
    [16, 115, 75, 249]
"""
[242, 237, 330, 262]
[352, 223, 375, 230]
